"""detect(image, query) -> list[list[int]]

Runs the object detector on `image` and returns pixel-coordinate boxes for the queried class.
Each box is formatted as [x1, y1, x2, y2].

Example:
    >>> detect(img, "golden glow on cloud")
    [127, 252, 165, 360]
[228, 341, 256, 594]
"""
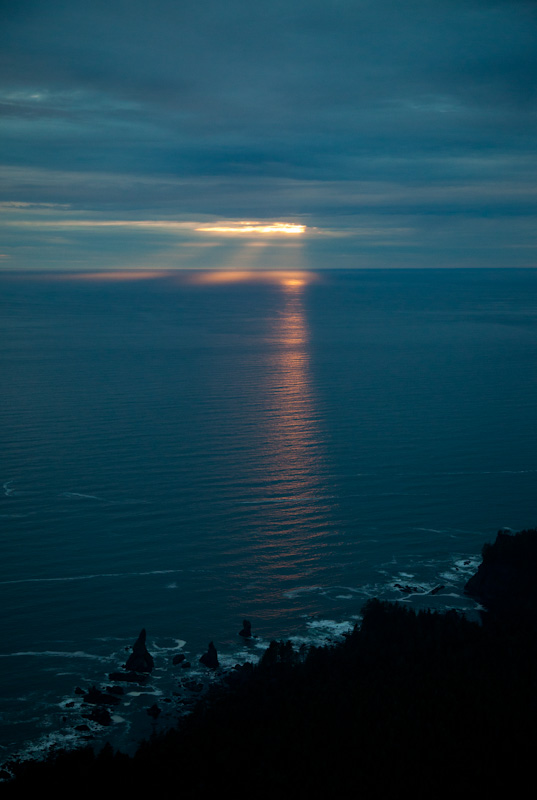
[190, 270, 316, 287]
[4, 217, 308, 238]
[195, 221, 306, 236]
[49, 270, 318, 286]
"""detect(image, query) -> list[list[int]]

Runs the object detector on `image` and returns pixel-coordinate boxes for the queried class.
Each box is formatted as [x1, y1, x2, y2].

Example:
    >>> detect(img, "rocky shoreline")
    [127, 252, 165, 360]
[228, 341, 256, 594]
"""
[0, 618, 261, 773]
[3, 528, 537, 795]
[66, 627, 249, 731]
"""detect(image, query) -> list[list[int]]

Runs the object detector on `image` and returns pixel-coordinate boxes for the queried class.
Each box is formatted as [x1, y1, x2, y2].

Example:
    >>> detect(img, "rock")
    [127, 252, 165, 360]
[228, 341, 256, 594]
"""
[429, 584, 445, 595]
[181, 661, 191, 668]
[83, 686, 121, 706]
[172, 654, 186, 665]
[106, 685, 124, 695]
[394, 583, 423, 595]
[108, 671, 149, 684]
[83, 706, 112, 726]
[147, 703, 161, 719]
[200, 641, 219, 669]
[184, 680, 204, 692]
[75, 724, 91, 732]
[239, 619, 252, 638]
[125, 628, 154, 673]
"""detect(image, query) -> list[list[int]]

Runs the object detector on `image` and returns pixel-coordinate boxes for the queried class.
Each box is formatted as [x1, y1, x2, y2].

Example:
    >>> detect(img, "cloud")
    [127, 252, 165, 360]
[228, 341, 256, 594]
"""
[1, 1, 536, 269]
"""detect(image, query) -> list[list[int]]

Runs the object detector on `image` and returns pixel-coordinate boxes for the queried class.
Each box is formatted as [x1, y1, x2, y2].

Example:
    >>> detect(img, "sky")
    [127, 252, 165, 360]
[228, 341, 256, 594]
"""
[1, 0, 536, 271]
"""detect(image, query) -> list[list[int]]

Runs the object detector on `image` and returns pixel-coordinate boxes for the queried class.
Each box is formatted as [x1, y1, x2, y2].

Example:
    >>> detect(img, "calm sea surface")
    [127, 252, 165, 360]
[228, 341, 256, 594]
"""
[1, 268, 537, 761]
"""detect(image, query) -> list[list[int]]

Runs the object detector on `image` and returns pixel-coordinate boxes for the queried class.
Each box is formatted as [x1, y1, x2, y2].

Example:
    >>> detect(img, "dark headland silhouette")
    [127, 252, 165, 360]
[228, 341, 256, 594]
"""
[4, 529, 537, 796]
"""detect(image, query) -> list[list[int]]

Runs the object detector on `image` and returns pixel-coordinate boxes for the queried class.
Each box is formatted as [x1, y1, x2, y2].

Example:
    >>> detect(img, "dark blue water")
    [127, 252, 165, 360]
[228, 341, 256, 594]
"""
[2, 268, 537, 762]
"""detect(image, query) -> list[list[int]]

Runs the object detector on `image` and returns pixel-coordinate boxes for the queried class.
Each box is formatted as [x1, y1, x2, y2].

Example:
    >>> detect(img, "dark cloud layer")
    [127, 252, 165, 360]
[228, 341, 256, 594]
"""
[1, 0, 536, 269]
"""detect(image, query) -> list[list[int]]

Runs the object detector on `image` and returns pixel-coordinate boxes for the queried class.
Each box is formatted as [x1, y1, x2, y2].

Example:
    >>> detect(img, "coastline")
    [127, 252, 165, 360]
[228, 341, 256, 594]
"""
[0, 548, 482, 770]
[3, 527, 537, 794]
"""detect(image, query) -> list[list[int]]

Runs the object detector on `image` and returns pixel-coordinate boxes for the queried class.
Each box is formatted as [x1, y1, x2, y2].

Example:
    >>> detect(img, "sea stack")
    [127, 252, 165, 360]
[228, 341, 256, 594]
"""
[239, 619, 252, 638]
[200, 641, 219, 669]
[125, 628, 154, 673]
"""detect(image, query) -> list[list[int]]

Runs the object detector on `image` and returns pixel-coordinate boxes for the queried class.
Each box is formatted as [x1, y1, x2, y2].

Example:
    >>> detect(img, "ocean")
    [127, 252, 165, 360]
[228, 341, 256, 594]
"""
[1, 267, 537, 763]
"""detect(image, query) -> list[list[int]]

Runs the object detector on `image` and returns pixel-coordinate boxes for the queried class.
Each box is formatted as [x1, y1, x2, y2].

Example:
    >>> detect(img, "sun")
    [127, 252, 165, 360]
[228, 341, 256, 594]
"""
[195, 221, 306, 236]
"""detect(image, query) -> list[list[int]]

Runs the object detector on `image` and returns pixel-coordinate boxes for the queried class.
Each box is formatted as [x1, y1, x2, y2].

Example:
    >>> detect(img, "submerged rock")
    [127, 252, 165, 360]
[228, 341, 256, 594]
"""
[200, 641, 219, 669]
[172, 654, 186, 666]
[125, 628, 154, 673]
[106, 685, 124, 696]
[83, 686, 121, 706]
[147, 703, 161, 719]
[394, 583, 424, 595]
[184, 680, 204, 692]
[108, 671, 149, 684]
[83, 706, 112, 726]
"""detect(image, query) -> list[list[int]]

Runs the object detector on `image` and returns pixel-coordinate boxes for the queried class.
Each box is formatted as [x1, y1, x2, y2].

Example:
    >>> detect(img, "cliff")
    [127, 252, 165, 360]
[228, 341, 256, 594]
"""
[465, 527, 537, 619]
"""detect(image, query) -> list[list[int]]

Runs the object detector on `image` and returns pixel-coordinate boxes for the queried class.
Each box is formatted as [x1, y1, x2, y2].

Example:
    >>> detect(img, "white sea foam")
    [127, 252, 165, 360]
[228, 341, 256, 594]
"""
[3, 480, 15, 497]
[0, 650, 114, 661]
[306, 618, 354, 635]
[283, 618, 355, 648]
[0, 569, 185, 586]
[151, 639, 186, 652]
[414, 528, 447, 534]
[453, 557, 480, 570]
[216, 652, 256, 669]
[389, 583, 429, 595]
[59, 492, 102, 500]
[95, 636, 130, 642]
